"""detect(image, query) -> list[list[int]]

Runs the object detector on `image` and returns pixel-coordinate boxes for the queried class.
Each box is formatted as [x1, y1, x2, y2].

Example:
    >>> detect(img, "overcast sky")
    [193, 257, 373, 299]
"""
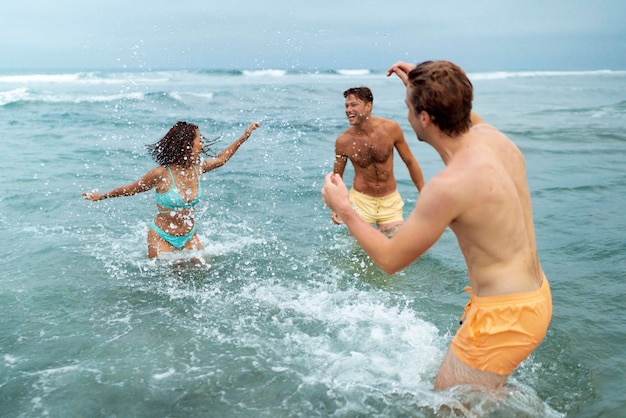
[2, 0, 625, 72]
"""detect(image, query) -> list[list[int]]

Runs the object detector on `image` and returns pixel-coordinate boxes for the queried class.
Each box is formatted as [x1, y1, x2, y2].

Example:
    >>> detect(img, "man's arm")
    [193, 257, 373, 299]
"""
[392, 123, 425, 191]
[330, 138, 349, 224]
[333, 137, 348, 176]
[322, 172, 457, 273]
[387, 61, 485, 129]
[386, 61, 415, 86]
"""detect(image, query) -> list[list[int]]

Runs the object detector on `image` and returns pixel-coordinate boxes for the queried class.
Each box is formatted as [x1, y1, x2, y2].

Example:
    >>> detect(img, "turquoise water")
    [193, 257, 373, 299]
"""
[1, 69, 624, 417]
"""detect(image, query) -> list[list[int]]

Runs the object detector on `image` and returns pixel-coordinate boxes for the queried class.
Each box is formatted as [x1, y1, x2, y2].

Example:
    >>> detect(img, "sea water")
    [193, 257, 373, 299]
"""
[0, 68, 625, 417]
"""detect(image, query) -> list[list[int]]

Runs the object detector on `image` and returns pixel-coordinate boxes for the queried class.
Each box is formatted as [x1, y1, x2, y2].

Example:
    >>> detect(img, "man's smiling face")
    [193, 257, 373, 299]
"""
[345, 94, 372, 125]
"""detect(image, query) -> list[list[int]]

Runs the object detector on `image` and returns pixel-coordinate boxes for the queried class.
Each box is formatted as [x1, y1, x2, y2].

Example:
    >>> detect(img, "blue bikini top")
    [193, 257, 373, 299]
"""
[156, 165, 202, 212]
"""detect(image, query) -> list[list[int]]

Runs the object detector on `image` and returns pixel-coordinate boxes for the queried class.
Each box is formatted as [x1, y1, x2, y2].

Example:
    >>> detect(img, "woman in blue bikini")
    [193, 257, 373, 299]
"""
[83, 121, 260, 259]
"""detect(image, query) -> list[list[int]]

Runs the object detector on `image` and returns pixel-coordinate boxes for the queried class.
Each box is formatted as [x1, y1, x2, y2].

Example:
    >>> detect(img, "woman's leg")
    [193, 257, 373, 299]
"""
[182, 232, 203, 252]
[147, 227, 175, 258]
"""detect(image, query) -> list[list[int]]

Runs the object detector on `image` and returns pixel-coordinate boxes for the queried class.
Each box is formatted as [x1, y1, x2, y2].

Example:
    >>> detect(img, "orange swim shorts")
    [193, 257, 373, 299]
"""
[450, 275, 552, 375]
[348, 188, 404, 225]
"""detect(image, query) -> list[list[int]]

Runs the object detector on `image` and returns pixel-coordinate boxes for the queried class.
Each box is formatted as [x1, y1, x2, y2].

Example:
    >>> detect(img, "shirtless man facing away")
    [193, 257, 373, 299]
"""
[322, 61, 552, 390]
[332, 87, 424, 236]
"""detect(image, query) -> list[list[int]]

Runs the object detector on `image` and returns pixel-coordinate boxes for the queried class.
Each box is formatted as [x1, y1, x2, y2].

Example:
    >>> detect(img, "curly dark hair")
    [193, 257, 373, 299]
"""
[146, 121, 199, 167]
[407, 61, 473, 137]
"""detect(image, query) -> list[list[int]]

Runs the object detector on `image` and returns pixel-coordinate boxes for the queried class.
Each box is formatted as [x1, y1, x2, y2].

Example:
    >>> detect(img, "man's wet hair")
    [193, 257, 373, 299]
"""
[343, 86, 373, 104]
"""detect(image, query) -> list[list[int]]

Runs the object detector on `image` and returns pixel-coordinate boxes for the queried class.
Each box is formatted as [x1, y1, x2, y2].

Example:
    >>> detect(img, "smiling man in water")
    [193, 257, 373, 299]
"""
[331, 86, 424, 236]
[322, 61, 552, 390]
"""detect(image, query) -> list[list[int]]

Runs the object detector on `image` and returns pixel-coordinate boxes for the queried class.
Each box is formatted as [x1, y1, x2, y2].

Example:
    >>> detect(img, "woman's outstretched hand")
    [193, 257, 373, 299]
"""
[82, 191, 102, 201]
[244, 122, 260, 138]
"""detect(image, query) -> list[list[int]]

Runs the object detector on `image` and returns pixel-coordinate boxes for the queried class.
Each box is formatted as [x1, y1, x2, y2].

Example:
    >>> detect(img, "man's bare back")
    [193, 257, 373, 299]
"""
[422, 122, 542, 296]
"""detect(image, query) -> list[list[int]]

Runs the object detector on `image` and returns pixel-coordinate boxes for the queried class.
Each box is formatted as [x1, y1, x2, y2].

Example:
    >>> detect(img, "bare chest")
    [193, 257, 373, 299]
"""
[344, 138, 394, 168]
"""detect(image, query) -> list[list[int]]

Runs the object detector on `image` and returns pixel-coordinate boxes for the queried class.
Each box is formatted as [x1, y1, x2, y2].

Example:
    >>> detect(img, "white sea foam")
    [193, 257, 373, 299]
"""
[337, 69, 371, 76]
[188, 92, 214, 100]
[469, 69, 620, 80]
[0, 89, 145, 105]
[168, 91, 184, 102]
[0, 87, 29, 106]
[4, 354, 20, 366]
[242, 69, 286, 77]
[153, 368, 176, 380]
[0, 73, 83, 84]
[0, 71, 171, 86]
[0, 72, 126, 85]
[236, 280, 442, 389]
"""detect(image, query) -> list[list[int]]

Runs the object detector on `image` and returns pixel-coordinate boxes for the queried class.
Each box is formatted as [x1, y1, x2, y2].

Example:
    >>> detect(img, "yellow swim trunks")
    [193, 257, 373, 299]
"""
[349, 188, 404, 225]
[450, 275, 552, 376]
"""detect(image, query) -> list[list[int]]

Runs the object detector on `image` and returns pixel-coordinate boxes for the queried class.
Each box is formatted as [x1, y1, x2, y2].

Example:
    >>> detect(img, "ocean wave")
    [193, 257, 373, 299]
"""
[0, 87, 29, 106]
[188, 92, 214, 100]
[0, 86, 217, 107]
[0, 73, 85, 84]
[469, 69, 624, 80]
[0, 71, 170, 85]
[0, 72, 129, 85]
[336, 69, 372, 76]
[0, 88, 145, 106]
[202, 68, 620, 78]
[2, 69, 623, 86]
[242, 69, 287, 77]
[197, 69, 244, 76]
[239, 68, 374, 77]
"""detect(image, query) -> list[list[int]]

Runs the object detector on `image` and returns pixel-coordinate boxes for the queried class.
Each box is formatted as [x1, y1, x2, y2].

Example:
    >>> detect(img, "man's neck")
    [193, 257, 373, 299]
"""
[430, 131, 465, 165]
[353, 115, 374, 135]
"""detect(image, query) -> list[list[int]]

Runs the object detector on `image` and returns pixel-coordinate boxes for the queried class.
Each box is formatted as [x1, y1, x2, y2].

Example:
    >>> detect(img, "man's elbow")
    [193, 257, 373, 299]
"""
[377, 257, 407, 275]
[380, 265, 400, 275]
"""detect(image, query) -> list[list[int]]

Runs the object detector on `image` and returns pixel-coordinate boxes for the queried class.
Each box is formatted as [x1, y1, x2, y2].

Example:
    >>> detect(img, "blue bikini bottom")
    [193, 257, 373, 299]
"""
[149, 221, 196, 249]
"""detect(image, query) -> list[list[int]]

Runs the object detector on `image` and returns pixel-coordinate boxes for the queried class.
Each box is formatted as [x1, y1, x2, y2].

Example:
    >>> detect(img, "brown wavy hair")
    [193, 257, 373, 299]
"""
[407, 61, 473, 137]
[343, 86, 374, 104]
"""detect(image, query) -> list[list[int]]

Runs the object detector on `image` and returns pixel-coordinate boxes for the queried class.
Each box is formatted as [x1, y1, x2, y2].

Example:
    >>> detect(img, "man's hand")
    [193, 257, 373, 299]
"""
[321, 172, 351, 222]
[386, 61, 416, 86]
